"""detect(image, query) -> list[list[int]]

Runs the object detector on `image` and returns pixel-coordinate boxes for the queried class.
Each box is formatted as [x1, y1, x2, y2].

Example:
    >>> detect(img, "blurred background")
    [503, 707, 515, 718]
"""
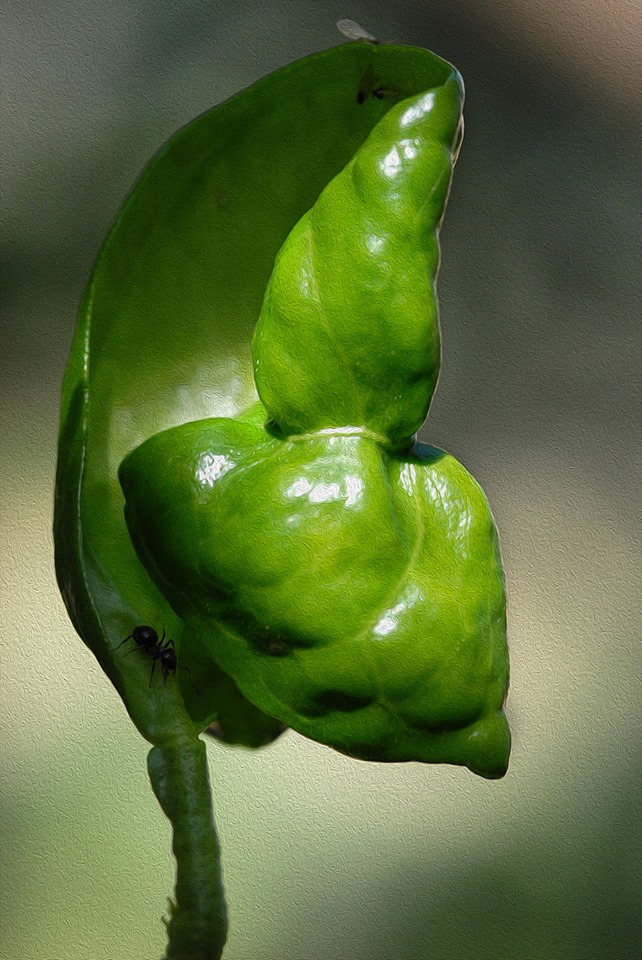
[1, 1, 640, 958]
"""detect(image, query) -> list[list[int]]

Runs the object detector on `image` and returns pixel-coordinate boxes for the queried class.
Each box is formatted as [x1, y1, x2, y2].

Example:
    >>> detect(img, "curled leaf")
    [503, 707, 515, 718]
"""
[118, 75, 510, 779]
[55, 43, 462, 746]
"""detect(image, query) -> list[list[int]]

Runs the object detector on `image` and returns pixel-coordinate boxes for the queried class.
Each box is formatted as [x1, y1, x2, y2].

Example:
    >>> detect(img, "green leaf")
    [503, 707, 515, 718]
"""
[253, 80, 463, 447]
[114, 67, 510, 780]
[120, 428, 509, 780]
[54, 41, 469, 748]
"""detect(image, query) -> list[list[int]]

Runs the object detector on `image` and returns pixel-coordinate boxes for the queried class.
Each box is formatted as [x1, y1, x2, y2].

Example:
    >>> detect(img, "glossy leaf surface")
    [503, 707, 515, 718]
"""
[55, 42, 481, 751]
[116, 69, 511, 778]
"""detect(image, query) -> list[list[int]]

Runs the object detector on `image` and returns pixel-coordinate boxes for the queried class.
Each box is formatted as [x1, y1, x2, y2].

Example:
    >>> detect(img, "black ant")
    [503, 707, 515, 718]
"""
[356, 62, 399, 105]
[117, 625, 177, 686]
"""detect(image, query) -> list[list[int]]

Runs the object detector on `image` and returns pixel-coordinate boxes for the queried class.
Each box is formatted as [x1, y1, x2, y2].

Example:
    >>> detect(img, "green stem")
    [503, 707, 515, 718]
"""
[147, 736, 228, 960]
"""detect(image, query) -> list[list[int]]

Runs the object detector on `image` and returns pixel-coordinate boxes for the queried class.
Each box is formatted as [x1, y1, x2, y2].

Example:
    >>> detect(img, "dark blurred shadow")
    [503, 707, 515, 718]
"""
[406, 7, 640, 491]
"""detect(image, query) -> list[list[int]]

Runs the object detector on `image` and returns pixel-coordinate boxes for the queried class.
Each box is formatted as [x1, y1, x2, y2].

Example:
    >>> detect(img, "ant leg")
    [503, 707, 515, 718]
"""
[149, 657, 157, 688]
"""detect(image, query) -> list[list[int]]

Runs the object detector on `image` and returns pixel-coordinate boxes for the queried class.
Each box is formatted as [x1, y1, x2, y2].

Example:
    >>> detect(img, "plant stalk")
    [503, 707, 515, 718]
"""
[147, 736, 228, 960]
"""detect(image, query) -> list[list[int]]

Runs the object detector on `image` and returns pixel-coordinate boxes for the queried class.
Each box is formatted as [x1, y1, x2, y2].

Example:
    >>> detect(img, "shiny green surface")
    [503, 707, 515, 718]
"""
[54, 41, 475, 751]
[54, 41, 511, 959]
[253, 82, 463, 446]
[118, 71, 510, 779]
[122, 426, 509, 777]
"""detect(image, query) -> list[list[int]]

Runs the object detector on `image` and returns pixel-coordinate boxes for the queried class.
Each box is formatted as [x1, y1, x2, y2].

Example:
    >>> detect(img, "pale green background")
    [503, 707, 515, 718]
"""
[2, 2, 640, 959]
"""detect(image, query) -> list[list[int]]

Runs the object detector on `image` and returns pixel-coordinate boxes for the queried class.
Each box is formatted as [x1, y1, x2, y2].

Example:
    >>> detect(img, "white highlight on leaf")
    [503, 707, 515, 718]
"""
[379, 138, 421, 180]
[285, 477, 313, 498]
[380, 144, 401, 178]
[366, 234, 385, 255]
[344, 474, 364, 506]
[373, 586, 423, 638]
[399, 462, 416, 495]
[400, 138, 418, 160]
[285, 474, 363, 507]
[197, 453, 235, 486]
[400, 91, 436, 128]
[373, 610, 400, 636]
[309, 482, 342, 503]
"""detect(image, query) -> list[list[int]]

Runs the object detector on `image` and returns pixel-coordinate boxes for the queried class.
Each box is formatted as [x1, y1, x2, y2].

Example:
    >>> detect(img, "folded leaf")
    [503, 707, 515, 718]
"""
[120, 422, 509, 778]
[119, 79, 511, 779]
[253, 80, 463, 448]
[55, 42, 464, 747]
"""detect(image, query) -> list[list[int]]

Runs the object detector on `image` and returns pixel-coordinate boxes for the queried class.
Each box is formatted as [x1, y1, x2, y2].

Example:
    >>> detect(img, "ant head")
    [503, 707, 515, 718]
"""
[160, 648, 177, 672]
